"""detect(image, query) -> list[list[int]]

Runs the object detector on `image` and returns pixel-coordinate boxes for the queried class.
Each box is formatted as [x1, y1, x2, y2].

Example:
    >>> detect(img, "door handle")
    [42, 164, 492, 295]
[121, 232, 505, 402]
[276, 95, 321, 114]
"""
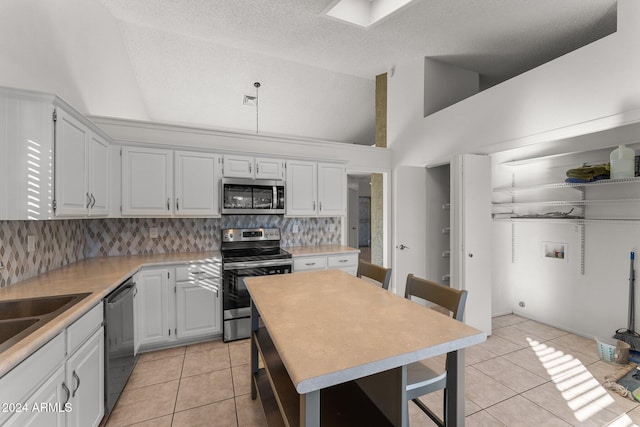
[396, 244, 409, 250]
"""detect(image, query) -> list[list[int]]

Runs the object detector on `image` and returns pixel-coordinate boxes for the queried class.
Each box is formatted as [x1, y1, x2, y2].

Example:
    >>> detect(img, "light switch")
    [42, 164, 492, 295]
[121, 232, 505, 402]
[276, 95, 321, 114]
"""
[292, 224, 299, 234]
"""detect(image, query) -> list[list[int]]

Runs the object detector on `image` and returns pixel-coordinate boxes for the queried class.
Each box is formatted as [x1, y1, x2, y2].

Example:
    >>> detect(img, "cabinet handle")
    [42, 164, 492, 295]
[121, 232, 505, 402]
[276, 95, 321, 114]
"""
[319, 201, 322, 211]
[72, 371, 80, 397]
[176, 198, 180, 211]
[249, 164, 252, 174]
[256, 164, 259, 174]
[313, 201, 316, 210]
[167, 198, 170, 211]
[90, 193, 96, 209]
[191, 271, 205, 275]
[305, 262, 316, 266]
[62, 382, 70, 405]
[86, 192, 91, 209]
[338, 259, 348, 263]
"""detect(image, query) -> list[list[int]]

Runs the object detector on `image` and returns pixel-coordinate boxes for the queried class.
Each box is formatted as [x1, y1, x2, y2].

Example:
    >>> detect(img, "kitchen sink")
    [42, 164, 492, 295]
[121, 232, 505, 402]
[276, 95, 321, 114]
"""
[0, 293, 91, 354]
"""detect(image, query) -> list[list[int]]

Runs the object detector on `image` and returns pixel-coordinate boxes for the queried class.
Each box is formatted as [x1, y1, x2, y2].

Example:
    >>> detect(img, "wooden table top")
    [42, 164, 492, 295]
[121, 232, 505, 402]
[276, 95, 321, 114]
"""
[245, 269, 486, 394]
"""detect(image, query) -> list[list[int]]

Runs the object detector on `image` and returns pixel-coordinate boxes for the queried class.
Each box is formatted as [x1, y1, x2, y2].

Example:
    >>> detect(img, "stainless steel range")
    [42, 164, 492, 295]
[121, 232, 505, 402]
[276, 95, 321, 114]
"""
[221, 228, 292, 342]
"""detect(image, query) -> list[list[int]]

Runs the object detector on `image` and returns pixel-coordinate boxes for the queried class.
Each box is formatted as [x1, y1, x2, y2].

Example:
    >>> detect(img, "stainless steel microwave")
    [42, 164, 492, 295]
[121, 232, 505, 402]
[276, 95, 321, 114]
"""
[221, 178, 285, 214]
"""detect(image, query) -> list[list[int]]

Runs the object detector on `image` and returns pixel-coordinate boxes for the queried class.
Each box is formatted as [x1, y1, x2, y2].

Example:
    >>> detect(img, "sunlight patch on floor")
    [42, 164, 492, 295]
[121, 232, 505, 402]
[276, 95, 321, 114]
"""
[528, 337, 616, 423]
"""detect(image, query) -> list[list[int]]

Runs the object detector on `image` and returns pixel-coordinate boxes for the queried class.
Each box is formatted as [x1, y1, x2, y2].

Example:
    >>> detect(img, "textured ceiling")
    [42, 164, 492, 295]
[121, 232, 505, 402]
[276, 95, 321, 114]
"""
[95, 0, 617, 144]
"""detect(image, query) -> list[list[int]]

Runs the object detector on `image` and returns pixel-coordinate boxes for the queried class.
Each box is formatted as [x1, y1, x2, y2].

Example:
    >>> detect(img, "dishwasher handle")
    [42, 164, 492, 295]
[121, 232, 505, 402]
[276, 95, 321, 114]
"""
[107, 280, 135, 306]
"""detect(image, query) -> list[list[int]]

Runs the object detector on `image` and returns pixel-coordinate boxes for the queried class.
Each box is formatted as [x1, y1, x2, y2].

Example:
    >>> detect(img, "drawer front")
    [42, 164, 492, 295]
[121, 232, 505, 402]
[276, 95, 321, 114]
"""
[327, 253, 358, 268]
[293, 256, 327, 271]
[0, 332, 65, 424]
[176, 263, 221, 281]
[67, 302, 103, 355]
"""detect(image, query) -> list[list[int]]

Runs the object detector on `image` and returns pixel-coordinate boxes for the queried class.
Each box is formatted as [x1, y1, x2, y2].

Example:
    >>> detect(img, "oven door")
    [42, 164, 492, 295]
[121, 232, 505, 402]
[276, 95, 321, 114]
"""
[222, 260, 291, 341]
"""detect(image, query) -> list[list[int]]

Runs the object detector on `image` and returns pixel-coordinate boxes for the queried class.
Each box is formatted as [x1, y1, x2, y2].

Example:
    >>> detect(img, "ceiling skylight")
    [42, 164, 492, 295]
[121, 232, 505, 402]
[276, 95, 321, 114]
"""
[323, 0, 420, 29]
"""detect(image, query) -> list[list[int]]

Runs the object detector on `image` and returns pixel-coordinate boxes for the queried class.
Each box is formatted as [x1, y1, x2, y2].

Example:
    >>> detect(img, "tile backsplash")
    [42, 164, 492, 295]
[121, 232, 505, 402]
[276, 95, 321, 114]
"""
[0, 216, 341, 288]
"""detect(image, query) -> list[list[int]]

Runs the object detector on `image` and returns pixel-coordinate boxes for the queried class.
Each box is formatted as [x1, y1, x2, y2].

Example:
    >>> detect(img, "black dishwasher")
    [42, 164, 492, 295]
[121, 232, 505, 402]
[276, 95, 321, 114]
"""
[104, 277, 138, 414]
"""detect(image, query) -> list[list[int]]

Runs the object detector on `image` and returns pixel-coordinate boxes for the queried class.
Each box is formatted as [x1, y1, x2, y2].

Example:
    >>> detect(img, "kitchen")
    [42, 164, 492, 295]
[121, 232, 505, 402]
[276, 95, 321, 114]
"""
[2, 0, 640, 426]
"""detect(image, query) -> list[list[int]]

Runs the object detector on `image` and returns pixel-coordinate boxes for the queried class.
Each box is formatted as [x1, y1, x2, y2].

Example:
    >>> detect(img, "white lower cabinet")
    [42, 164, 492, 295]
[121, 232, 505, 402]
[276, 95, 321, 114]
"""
[1, 303, 104, 427]
[136, 263, 222, 351]
[293, 252, 358, 275]
[65, 328, 104, 427]
[4, 365, 67, 427]
[135, 268, 172, 348]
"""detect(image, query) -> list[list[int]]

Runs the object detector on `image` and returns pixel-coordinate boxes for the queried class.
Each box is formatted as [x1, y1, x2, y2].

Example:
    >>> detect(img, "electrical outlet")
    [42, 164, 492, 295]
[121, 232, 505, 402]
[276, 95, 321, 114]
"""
[149, 227, 159, 239]
[292, 224, 299, 234]
[27, 235, 36, 253]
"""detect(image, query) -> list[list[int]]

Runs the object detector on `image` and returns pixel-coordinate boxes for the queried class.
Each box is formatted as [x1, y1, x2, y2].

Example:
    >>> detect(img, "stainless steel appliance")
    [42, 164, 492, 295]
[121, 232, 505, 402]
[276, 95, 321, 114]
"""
[222, 178, 285, 215]
[103, 277, 138, 414]
[221, 228, 292, 341]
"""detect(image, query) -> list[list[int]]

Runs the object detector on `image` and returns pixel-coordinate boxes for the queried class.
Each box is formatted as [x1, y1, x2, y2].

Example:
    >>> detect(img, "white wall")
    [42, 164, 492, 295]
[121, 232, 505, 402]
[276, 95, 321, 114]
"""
[388, 0, 640, 338]
[389, 0, 640, 168]
[0, 0, 148, 120]
[423, 58, 478, 117]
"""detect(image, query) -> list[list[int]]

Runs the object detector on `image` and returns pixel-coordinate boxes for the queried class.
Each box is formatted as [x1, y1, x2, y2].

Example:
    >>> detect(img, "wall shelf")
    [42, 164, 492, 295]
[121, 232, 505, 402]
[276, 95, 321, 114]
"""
[493, 176, 640, 194]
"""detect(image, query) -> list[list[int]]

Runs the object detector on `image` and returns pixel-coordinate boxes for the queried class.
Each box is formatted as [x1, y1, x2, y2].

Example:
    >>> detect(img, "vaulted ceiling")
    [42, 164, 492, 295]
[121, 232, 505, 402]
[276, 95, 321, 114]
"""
[1, 1, 618, 146]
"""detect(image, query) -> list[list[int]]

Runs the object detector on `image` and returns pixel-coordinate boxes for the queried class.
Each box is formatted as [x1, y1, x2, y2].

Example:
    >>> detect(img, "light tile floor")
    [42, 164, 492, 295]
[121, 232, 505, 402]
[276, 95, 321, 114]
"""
[102, 314, 640, 426]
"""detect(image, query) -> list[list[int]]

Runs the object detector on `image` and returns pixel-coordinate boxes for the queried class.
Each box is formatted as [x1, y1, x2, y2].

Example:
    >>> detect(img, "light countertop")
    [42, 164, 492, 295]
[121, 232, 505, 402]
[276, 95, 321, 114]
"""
[245, 269, 486, 394]
[0, 251, 221, 377]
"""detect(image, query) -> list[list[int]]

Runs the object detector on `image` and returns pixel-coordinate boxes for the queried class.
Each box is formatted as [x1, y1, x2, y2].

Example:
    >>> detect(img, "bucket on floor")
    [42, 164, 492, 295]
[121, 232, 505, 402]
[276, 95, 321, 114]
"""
[596, 337, 630, 364]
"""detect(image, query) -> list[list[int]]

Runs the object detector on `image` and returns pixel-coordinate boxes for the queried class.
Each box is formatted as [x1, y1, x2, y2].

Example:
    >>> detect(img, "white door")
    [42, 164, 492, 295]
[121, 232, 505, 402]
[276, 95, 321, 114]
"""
[286, 160, 317, 216]
[66, 328, 104, 427]
[318, 163, 346, 216]
[451, 154, 492, 335]
[137, 268, 172, 347]
[255, 157, 284, 180]
[393, 166, 427, 296]
[54, 108, 88, 217]
[223, 154, 254, 178]
[175, 151, 221, 216]
[87, 133, 109, 216]
[122, 147, 173, 216]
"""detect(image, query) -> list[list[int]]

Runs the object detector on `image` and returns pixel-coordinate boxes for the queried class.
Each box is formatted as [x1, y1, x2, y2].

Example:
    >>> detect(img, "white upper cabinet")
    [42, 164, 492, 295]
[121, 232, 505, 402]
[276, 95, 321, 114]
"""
[54, 106, 110, 218]
[286, 160, 318, 216]
[54, 108, 89, 216]
[87, 132, 109, 216]
[223, 154, 284, 180]
[317, 162, 347, 216]
[286, 160, 346, 217]
[175, 151, 222, 216]
[122, 146, 174, 216]
[122, 147, 222, 217]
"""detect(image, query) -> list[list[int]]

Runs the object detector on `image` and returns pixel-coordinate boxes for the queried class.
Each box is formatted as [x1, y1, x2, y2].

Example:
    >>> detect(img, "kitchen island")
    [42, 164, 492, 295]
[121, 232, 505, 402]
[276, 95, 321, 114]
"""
[245, 269, 486, 427]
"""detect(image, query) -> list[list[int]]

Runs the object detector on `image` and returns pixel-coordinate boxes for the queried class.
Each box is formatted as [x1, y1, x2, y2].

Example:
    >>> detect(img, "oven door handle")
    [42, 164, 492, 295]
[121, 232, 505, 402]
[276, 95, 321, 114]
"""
[223, 259, 293, 270]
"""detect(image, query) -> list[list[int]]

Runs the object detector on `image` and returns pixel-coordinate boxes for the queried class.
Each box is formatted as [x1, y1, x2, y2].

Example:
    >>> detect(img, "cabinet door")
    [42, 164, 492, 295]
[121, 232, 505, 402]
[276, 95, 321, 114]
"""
[317, 163, 346, 216]
[122, 146, 173, 216]
[223, 154, 254, 178]
[137, 268, 172, 347]
[4, 365, 66, 427]
[286, 160, 317, 216]
[87, 133, 109, 216]
[54, 108, 88, 216]
[175, 151, 221, 216]
[66, 328, 104, 427]
[255, 157, 284, 180]
[176, 278, 221, 339]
